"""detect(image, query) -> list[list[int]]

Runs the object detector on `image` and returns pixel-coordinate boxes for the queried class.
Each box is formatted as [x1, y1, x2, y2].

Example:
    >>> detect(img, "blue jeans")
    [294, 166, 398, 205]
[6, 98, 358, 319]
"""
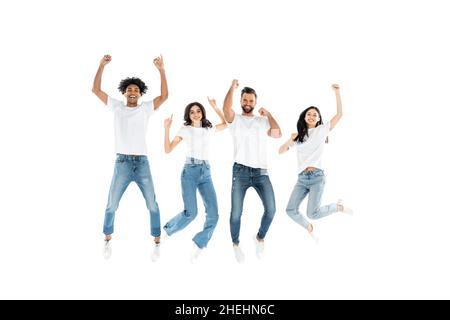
[286, 168, 338, 229]
[230, 163, 276, 244]
[163, 158, 219, 249]
[103, 154, 161, 237]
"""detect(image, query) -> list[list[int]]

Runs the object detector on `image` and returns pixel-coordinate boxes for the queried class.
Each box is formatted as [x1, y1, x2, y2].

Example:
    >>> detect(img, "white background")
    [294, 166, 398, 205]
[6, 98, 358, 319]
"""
[1, 0, 449, 299]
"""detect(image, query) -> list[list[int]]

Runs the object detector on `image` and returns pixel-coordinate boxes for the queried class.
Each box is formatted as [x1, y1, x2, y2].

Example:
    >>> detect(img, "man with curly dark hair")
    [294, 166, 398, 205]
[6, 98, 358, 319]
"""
[92, 54, 168, 261]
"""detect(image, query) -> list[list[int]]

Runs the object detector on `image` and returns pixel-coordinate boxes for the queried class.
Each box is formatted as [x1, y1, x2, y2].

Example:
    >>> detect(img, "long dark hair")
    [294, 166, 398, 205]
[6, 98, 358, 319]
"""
[294, 106, 328, 143]
[183, 102, 212, 128]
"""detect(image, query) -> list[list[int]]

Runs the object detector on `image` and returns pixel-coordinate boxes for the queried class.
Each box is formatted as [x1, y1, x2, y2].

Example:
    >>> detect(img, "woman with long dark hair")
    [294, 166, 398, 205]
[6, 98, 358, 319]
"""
[162, 98, 227, 262]
[279, 84, 352, 241]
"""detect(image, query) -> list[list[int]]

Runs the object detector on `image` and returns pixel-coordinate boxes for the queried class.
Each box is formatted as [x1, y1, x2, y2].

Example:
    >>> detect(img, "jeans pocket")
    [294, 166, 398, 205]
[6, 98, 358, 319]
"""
[314, 174, 326, 186]
[313, 170, 324, 177]
[204, 166, 211, 178]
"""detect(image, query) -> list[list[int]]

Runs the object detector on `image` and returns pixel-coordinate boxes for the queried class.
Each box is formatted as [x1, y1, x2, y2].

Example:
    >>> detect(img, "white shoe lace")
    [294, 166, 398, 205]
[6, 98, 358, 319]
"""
[254, 236, 265, 259]
[190, 244, 202, 264]
[338, 199, 353, 215]
[151, 244, 160, 262]
[233, 245, 245, 263]
[103, 240, 112, 259]
[309, 231, 320, 244]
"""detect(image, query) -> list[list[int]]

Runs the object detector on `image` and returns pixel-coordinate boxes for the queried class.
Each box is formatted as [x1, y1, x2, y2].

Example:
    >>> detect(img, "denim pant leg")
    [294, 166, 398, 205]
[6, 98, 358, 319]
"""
[253, 174, 276, 240]
[103, 159, 132, 235]
[193, 166, 219, 248]
[135, 158, 161, 237]
[163, 166, 198, 236]
[286, 175, 311, 229]
[230, 166, 250, 245]
[306, 173, 338, 220]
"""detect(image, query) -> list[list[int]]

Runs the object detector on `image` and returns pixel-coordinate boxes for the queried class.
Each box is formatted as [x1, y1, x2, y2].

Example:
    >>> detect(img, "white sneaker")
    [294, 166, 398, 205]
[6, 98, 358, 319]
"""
[103, 240, 112, 260]
[309, 231, 320, 244]
[307, 224, 319, 244]
[151, 243, 160, 262]
[233, 245, 245, 263]
[254, 236, 265, 259]
[190, 243, 202, 264]
[338, 199, 353, 215]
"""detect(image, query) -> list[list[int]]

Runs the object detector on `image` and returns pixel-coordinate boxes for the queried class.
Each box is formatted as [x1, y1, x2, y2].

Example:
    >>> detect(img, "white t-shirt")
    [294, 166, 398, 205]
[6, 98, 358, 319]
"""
[107, 96, 156, 155]
[229, 114, 270, 169]
[176, 126, 214, 161]
[295, 121, 330, 174]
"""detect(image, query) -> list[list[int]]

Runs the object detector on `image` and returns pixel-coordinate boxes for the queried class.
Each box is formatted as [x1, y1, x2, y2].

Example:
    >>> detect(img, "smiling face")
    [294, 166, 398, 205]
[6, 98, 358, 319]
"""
[240, 93, 256, 115]
[124, 84, 141, 107]
[304, 108, 320, 128]
[189, 105, 203, 126]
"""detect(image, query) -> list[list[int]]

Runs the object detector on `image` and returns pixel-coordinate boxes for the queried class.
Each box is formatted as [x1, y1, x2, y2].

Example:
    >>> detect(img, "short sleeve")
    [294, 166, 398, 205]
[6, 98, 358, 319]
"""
[228, 116, 237, 129]
[107, 96, 123, 111]
[323, 121, 331, 134]
[260, 116, 270, 130]
[142, 100, 155, 115]
[227, 114, 238, 134]
[176, 126, 189, 139]
[314, 122, 330, 142]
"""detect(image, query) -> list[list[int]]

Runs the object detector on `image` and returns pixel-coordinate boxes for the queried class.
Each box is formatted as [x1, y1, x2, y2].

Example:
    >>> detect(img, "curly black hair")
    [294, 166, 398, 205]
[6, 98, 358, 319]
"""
[118, 77, 148, 95]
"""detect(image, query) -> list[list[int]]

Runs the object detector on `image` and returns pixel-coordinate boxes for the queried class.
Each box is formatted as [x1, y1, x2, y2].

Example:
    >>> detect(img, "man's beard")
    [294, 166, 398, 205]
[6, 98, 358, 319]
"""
[241, 105, 254, 114]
